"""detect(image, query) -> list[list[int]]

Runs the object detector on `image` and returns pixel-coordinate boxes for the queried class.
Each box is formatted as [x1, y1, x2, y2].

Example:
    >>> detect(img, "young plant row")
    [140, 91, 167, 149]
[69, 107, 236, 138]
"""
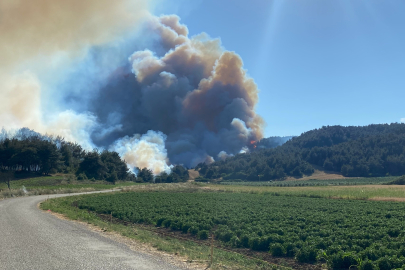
[77, 192, 405, 269]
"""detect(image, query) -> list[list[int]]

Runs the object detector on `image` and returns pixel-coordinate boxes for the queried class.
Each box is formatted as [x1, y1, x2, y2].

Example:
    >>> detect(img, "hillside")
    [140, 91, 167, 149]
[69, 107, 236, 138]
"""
[197, 123, 405, 181]
[256, 136, 294, 149]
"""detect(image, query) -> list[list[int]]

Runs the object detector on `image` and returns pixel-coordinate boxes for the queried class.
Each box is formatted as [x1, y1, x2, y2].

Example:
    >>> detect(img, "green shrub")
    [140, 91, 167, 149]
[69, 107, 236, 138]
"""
[248, 237, 270, 251]
[240, 234, 250, 248]
[188, 226, 199, 235]
[218, 230, 234, 243]
[284, 243, 296, 257]
[329, 252, 359, 270]
[156, 218, 166, 227]
[197, 230, 209, 240]
[359, 260, 375, 270]
[296, 246, 317, 263]
[170, 221, 182, 230]
[195, 176, 209, 182]
[162, 219, 171, 228]
[77, 173, 87, 181]
[377, 257, 392, 270]
[270, 243, 285, 257]
[181, 224, 191, 233]
[230, 235, 241, 247]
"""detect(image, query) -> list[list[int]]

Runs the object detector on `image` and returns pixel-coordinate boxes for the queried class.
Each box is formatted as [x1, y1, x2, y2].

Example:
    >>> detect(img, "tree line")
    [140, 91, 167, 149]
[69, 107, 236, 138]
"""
[136, 165, 189, 183]
[0, 128, 189, 184]
[0, 135, 130, 183]
[197, 123, 405, 181]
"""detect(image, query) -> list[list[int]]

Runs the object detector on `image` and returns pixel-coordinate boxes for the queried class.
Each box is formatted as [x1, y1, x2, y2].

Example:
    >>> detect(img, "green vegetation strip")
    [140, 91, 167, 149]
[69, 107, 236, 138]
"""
[0, 175, 138, 191]
[41, 194, 289, 270]
[220, 177, 397, 187]
[72, 191, 405, 270]
[0, 175, 142, 200]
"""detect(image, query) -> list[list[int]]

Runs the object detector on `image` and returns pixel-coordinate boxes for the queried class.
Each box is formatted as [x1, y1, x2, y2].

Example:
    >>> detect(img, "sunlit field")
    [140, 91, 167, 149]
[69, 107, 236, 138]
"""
[206, 184, 405, 200]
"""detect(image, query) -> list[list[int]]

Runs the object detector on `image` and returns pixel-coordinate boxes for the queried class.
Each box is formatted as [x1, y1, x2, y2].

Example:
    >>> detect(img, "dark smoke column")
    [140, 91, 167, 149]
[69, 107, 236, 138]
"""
[98, 15, 265, 173]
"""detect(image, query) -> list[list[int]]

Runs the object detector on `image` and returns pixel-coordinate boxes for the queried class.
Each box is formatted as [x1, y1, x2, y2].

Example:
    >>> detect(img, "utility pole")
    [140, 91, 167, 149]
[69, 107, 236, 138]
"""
[210, 233, 214, 267]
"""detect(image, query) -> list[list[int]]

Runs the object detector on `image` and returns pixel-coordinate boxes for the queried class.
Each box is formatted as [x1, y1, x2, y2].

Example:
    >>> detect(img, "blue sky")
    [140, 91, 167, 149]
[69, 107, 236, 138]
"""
[156, 0, 405, 137]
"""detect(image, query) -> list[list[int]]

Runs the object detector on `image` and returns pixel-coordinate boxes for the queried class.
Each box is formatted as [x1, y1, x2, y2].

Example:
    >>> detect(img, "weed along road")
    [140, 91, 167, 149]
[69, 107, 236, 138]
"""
[0, 193, 182, 270]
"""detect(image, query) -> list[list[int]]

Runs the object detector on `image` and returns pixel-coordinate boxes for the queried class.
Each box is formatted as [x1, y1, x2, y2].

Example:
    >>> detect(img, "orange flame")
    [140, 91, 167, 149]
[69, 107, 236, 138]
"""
[250, 140, 256, 145]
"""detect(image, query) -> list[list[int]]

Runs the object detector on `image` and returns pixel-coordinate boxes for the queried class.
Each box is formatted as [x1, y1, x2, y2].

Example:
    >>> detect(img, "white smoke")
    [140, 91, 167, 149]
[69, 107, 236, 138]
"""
[217, 151, 233, 161]
[239, 147, 250, 154]
[401, 118, 405, 123]
[110, 130, 171, 175]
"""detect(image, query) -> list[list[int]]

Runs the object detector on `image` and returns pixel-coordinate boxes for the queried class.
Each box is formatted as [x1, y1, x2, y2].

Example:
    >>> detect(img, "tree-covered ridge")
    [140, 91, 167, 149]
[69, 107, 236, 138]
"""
[198, 123, 405, 181]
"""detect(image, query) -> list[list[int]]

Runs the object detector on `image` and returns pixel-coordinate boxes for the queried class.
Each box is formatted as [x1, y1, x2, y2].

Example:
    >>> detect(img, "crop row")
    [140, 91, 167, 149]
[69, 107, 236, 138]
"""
[77, 192, 405, 269]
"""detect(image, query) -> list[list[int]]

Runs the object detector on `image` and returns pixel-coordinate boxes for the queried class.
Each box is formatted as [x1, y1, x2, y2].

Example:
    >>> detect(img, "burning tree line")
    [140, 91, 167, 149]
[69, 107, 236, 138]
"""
[0, 129, 188, 184]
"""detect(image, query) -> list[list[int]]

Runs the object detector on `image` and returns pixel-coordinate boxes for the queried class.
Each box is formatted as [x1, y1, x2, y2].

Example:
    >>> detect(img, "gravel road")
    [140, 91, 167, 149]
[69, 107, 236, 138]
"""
[0, 193, 183, 270]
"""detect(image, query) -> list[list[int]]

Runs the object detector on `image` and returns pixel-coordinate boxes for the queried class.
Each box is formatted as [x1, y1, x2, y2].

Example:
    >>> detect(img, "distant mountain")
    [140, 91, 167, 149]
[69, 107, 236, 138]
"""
[196, 123, 405, 181]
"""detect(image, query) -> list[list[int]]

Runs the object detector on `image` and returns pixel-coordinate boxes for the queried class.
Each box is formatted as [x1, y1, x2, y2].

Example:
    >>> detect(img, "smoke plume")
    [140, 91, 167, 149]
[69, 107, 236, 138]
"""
[0, 0, 151, 150]
[87, 15, 265, 170]
[0, 4, 265, 174]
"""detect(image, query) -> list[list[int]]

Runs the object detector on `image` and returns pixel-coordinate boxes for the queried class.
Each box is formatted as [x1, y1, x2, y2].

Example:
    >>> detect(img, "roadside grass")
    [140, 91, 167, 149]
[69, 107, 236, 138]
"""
[40, 195, 290, 270]
[0, 174, 141, 200]
[0, 175, 138, 190]
[206, 184, 405, 200]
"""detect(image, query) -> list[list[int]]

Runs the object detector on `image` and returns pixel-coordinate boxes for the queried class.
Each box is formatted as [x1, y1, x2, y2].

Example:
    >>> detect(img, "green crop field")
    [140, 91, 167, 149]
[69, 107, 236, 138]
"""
[220, 177, 397, 187]
[75, 191, 405, 269]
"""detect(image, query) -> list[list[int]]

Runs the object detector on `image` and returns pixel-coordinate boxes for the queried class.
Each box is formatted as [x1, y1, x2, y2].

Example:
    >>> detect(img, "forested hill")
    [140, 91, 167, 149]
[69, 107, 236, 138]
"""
[196, 123, 405, 181]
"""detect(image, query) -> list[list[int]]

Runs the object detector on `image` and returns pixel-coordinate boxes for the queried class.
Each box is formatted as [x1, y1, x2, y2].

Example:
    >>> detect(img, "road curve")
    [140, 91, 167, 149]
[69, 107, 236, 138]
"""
[0, 193, 183, 270]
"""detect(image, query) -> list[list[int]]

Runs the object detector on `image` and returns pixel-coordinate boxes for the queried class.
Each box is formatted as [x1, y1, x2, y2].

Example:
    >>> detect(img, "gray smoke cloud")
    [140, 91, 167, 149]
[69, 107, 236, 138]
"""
[0, 6, 265, 175]
[82, 15, 265, 172]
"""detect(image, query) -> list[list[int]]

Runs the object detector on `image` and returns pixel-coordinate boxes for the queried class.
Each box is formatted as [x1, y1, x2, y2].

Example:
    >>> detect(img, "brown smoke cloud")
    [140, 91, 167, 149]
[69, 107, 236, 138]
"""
[182, 51, 264, 139]
[0, 73, 42, 129]
[0, 0, 151, 72]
